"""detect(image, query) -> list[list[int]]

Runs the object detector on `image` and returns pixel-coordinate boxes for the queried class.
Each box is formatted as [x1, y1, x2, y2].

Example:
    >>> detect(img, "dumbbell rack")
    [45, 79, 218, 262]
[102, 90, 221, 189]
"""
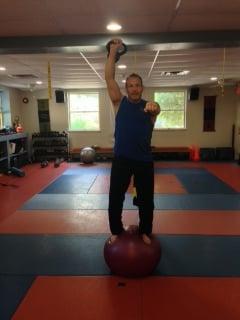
[32, 131, 69, 162]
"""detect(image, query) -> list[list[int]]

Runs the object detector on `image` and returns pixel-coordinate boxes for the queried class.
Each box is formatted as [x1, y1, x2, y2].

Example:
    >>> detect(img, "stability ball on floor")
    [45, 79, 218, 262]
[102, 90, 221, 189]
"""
[80, 147, 96, 164]
[104, 225, 161, 278]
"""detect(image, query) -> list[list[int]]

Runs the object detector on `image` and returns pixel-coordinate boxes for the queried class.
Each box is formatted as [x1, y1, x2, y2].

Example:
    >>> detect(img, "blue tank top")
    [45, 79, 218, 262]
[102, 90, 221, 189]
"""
[114, 96, 154, 161]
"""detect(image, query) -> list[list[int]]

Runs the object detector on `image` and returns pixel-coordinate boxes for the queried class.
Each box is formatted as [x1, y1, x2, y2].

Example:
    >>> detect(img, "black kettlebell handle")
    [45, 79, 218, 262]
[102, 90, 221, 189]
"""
[106, 40, 127, 62]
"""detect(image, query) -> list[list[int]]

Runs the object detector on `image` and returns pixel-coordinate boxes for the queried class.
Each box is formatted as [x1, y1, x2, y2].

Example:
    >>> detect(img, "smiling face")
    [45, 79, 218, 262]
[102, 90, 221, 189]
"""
[125, 74, 143, 103]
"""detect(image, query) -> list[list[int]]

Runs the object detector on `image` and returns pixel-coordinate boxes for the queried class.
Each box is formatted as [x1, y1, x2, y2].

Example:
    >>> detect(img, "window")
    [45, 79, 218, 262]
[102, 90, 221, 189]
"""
[154, 91, 186, 129]
[0, 95, 2, 128]
[68, 92, 100, 131]
[0, 91, 11, 128]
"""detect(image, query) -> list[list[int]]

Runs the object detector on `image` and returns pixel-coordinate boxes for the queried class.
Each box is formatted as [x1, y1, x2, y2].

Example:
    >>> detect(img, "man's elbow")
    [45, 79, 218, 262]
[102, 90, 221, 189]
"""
[111, 96, 121, 106]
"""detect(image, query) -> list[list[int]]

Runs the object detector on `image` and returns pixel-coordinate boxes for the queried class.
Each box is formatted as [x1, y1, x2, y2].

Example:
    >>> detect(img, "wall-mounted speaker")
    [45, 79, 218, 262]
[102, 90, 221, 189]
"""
[188, 87, 200, 101]
[55, 90, 65, 103]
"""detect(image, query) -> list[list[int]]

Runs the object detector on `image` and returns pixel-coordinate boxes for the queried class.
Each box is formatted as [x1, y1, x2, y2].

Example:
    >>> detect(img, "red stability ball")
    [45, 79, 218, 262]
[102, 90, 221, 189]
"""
[104, 225, 161, 278]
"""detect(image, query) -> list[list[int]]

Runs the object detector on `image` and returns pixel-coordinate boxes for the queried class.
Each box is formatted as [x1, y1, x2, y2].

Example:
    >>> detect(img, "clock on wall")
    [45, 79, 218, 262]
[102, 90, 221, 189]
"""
[22, 97, 29, 104]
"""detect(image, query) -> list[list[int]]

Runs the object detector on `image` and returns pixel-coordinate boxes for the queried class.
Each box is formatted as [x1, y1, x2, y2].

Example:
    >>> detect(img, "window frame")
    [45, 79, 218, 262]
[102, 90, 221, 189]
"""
[153, 89, 187, 130]
[0, 95, 2, 128]
[68, 91, 100, 132]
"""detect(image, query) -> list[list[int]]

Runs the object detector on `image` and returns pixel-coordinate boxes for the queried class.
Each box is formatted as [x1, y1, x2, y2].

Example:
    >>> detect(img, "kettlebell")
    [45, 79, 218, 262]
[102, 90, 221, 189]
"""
[41, 160, 48, 168]
[106, 40, 127, 62]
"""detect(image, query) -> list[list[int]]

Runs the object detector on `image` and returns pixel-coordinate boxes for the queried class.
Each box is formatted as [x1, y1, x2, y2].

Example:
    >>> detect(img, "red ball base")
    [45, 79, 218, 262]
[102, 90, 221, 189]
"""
[104, 225, 161, 278]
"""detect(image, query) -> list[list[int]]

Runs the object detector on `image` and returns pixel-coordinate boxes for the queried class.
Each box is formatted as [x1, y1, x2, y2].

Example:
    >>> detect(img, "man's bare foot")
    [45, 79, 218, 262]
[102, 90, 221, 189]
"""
[142, 234, 151, 245]
[108, 234, 118, 244]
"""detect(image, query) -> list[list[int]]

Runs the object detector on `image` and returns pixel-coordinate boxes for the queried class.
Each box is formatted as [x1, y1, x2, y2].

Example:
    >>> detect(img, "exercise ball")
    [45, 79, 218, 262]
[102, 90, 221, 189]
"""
[104, 225, 161, 278]
[80, 147, 96, 164]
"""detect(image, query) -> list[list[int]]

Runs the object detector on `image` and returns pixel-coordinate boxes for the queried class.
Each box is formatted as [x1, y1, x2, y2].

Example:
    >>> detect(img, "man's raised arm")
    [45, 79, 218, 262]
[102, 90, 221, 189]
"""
[105, 39, 123, 107]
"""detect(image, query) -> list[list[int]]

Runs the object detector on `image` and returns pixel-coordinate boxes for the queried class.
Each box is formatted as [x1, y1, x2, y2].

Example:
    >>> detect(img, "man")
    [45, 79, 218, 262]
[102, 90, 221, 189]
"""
[105, 39, 160, 244]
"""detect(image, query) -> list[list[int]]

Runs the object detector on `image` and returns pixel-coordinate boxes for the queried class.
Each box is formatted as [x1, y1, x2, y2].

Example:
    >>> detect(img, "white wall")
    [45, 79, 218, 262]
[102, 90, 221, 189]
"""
[9, 88, 21, 123]
[9, 85, 239, 154]
[234, 98, 240, 158]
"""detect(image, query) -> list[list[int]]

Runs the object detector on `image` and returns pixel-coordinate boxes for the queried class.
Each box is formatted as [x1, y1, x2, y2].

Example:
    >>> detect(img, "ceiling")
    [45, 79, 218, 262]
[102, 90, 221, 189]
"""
[0, 0, 240, 90]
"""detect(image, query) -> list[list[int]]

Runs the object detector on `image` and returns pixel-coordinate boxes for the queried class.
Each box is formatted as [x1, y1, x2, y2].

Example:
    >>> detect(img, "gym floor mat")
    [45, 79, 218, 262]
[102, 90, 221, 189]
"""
[1, 234, 240, 276]
[21, 193, 240, 210]
[0, 275, 35, 320]
[155, 168, 236, 193]
[40, 174, 97, 194]
[12, 276, 240, 320]
[1, 210, 240, 235]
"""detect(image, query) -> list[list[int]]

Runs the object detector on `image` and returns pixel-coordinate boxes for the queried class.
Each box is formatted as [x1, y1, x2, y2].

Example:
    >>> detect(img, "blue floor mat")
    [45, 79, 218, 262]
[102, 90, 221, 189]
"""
[155, 168, 207, 174]
[21, 193, 240, 210]
[155, 168, 236, 194]
[43, 167, 236, 195]
[63, 167, 110, 175]
[176, 172, 236, 194]
[0, 275, 35, 320]
[40, 174, 97, 194]
[0, 234, 240, 277]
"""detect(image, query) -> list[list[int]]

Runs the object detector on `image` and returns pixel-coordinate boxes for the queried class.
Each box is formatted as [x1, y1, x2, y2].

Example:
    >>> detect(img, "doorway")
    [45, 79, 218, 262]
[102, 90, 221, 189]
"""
[37, 99, 51, 132]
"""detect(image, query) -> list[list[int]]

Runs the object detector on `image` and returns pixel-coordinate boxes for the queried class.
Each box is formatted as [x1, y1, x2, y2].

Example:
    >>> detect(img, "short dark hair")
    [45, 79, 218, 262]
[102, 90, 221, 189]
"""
[125, 73, 143, 87]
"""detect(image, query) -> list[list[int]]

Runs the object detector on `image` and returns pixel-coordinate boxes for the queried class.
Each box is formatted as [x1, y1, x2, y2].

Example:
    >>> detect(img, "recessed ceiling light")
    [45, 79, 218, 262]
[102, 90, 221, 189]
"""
[210, 77, 218, 81]
[118, 65, 127, 69]
[176, 70, 190, 75]
[122, 79, 126, 83]
[160, 70, 190, 76]
[106, 23, 122, 31]
[36, 81, 42, 85]
[0, 66, 6, 71]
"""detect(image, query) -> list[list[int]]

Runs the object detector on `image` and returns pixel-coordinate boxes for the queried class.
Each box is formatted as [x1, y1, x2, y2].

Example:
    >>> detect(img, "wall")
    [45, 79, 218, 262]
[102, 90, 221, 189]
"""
[0, 86, 22, 127]
[19, 88, 115, 150]
[15, 85, 240, 154]
[150, 86, 238, 148]
[234, 97, 240, 158]
[9, 88, 21, 123]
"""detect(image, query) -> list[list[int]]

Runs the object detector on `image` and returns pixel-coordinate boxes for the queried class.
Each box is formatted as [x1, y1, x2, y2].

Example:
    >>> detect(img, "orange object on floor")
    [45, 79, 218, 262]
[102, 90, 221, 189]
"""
[190, 145, 200, 161]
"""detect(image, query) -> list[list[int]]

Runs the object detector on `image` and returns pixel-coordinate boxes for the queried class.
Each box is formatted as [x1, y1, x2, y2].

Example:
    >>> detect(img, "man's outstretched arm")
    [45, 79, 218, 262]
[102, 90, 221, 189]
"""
[144, 101, 161, 124]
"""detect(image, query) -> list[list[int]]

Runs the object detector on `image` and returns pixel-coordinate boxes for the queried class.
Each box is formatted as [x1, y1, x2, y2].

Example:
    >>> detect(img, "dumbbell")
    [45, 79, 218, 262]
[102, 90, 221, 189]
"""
[106, 40, 127, 62]
[10, 167, 25, 177]
[41, 160, 48, 168]
[54, 157, 64, 168]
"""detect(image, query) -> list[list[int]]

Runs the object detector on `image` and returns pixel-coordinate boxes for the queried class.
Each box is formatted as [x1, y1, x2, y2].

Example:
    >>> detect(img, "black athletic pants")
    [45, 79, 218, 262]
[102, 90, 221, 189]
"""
[108, 156, 154, 235]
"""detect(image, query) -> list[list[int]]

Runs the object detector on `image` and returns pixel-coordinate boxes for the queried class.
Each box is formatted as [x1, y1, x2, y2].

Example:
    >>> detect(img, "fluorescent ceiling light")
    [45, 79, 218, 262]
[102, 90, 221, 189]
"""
[106, 23, 122, 31]
[0, 67, 6, 71]
[118, 65, 127, 69]
[181, 70, 190, 75]
[36, 81, 42, 85]
[160, 70, 190, 76]
[210, 77, 218, 81]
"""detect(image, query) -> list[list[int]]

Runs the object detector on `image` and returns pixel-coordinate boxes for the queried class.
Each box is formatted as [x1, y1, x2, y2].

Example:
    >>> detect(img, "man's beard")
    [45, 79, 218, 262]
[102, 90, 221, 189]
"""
[128, 93, 141, 102]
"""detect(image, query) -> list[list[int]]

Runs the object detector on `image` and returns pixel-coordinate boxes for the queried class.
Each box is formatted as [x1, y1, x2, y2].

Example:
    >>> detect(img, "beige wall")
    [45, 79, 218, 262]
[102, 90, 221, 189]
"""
[235, 98, 240, 157]
[7, 85, 239, 155]
[150, 86, 238, 149]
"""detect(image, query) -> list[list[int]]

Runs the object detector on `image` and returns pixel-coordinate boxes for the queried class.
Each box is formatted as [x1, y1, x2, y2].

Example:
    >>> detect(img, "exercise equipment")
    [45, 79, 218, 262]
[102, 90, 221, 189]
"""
[54, 158, 64, 168]
[10, 166, 25, 177]
[80, 147, 96, 164]
[41, 160, 48, 168]
[106, 40, 127, 62]
[104, 225, 161, 277]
